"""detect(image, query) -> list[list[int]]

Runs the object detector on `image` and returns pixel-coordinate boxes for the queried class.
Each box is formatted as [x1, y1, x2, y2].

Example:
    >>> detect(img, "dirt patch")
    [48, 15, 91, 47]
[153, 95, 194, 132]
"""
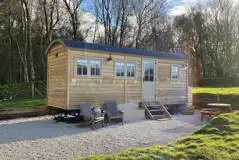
[0, 106, 49, 120]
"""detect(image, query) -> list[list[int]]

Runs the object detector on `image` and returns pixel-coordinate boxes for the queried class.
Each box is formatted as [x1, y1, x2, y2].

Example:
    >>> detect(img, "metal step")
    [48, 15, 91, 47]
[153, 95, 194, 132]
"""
[143, 101, 172, 120]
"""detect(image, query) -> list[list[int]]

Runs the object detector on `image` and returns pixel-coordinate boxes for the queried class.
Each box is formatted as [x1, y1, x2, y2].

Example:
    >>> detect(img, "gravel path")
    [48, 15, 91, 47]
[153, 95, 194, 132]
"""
[0, 111, 204, 160]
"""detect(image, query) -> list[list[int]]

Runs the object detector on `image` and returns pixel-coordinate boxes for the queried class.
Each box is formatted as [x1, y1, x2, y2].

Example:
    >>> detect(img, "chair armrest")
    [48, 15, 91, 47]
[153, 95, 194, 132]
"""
[101, 110, 107, 117]
[106, 111, 111, 117]
[118, 110, 124, 115]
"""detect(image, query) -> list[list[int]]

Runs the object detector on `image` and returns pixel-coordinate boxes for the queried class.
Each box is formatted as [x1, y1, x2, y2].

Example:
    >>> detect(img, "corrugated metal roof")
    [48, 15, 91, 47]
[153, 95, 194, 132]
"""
[49, 39, 185, 60]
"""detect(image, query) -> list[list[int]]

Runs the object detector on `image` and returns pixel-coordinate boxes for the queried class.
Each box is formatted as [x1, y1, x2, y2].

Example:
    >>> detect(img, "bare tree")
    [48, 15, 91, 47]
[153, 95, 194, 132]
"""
[41, 0, 60, 45]
[94, 0, 130, 46]
[63, 0, 84, 40]
[131, 0, 166, 49]
[175, 0, 239, 80]
[21, 0, 35, 81]
[119, 0, 130, 47]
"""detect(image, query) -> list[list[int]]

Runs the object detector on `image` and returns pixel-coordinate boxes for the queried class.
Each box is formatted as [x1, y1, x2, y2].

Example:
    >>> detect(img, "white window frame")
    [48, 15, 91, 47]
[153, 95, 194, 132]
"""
[75, 57, 102, 77]
[171, 64, 179, 80]
[115, 61, 136, 79]
[88, 59, 101, 77]
[126, 62, 136, 79]
[115, 61, 126, 78]
[76, 58, 88, 76]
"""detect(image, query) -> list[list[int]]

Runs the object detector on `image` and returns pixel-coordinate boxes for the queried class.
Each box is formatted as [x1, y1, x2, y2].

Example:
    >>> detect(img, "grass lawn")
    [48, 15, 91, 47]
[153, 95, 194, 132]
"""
[0, 98, 46, 110]
[75, 112, 239, 160]
[193, 87, 239, 95]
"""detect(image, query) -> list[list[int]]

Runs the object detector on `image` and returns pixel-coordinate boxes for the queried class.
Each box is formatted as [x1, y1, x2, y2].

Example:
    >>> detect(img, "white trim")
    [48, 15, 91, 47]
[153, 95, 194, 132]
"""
[142, 59, 156, 101]
[74, 56, 102, 78]
[126, 62, 137, 79]
[114, 60, 137, 80]
[115, 61, 126, 79]
[171, 64, 180, 80]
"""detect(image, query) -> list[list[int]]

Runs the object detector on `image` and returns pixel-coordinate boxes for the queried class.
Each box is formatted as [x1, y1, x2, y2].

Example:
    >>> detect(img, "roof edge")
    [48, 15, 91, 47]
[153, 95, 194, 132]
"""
[45, 39, 66, 55]
[46, 39, 185, 60]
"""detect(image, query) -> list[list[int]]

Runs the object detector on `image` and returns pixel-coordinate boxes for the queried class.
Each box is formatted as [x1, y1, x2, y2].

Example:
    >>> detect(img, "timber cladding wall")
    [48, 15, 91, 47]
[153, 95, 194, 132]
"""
[47, 44, 68, 109]
[67, 48, 187, 108]
[68, 49, 142, 108]
[156, 60, 186, 105]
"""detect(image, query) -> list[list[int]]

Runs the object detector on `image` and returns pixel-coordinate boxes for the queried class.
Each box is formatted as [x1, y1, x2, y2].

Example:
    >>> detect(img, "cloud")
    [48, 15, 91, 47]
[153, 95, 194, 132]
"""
[168, 0, 204, 16]
[169, 0, 239, 17]
[168, 4, 188, 16]
[79, 12, 105, 42]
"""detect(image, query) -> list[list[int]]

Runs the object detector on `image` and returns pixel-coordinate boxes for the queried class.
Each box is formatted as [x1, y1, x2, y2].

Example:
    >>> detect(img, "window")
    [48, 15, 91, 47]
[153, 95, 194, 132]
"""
[144, 62, 154, 81]
[76, 58, 101, 76]
[116, 62, 125, 77]
[115, 61, 136, 78]
[89, 60, 101, 76]
[126, 63, 136, 78]
[171, 64, 179, 80]
[77, 59, 87, 76]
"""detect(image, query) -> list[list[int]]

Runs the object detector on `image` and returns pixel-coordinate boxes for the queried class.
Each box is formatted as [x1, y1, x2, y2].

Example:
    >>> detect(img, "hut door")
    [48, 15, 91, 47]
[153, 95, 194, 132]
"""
[142, 60, 156, 101]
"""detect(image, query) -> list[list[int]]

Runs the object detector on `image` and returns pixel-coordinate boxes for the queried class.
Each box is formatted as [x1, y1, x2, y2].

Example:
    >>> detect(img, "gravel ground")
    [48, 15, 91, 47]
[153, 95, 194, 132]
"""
[0, 111, 205, 160]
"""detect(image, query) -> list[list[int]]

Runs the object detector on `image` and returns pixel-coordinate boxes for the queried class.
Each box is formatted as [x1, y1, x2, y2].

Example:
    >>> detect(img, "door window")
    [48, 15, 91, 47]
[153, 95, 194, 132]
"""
[144, 62, 154, 82]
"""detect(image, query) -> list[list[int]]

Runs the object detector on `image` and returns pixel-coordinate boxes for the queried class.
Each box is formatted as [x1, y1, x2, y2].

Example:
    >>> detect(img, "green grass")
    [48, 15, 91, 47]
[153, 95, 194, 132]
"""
[74, 113, 239, 160]
[193, 87, 239, 95]
[0, 98, 46, 110]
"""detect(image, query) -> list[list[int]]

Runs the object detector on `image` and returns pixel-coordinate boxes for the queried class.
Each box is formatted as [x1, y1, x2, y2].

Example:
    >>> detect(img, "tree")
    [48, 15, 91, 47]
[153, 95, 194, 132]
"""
[175, 0, 239, 81]
[94, 0, 126, 46]
[63, 0, 84, 40]
[130, 0, 167, 49]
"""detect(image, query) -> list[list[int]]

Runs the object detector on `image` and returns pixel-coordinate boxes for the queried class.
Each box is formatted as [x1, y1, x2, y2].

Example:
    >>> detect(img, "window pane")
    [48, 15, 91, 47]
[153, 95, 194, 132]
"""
[171, 65, 179, 80]
[150, 68, 154, 75]
[77, 65, 82, 75]
[96, 68, 100, 76]
[144, 62, 154, 81]
[89, 60, 101, 76]
[127, 63, 136, 78]
[127, 70, 131, 77]
[77, 59, 87, 75]
[116, 62, 125, 77]
[150, 75, 154, 81]
[144, 69, 148, 81]
[83, 66, 87, 75]
[91, 68, 96, 75]
[121, 71, 125, 76]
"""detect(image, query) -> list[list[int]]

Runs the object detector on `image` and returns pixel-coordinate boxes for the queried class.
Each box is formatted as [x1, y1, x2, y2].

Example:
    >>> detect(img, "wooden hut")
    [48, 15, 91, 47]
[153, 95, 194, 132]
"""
[46, 39, 191, 110]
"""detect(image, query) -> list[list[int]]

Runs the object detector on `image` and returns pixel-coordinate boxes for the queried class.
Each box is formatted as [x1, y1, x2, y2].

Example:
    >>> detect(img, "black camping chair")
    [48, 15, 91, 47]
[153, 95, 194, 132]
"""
[104, 100, 124, 125]
[80, 103, 105, 130]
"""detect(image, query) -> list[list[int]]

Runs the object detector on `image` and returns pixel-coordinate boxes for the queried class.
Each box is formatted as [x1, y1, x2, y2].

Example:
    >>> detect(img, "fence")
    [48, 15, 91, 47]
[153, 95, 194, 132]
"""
[0, 81, 46, 100]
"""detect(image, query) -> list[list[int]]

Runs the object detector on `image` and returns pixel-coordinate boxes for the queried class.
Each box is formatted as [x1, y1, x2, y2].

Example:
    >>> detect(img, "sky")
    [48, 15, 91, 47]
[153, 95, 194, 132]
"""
[82, 0, 239, 17]
[79, 0, 238, 42]
[168, 0, 199, 16]
[169, 0, 239, 16]
[81, 0, 197, 17]
[79, 0, 197, 42]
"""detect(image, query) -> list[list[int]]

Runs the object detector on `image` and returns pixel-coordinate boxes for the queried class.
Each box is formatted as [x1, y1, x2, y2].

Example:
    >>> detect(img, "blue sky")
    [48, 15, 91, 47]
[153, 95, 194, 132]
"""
[169, 0, 183, 7]
[82, 0, 186, 13]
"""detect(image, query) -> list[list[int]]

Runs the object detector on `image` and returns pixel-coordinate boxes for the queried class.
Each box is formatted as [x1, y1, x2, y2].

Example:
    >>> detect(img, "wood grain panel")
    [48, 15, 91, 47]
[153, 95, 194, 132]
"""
[47, 43, 67, 109]
[61, 48, 189, 109]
